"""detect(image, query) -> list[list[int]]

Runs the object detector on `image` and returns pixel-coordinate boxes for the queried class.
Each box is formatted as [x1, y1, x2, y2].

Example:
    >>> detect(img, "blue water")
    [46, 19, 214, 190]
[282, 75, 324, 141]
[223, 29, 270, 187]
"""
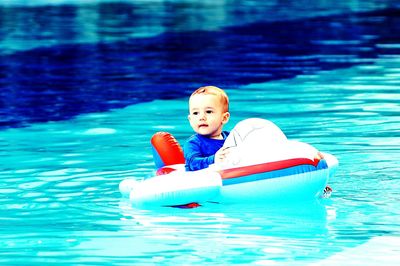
[1, 1, 400, 265]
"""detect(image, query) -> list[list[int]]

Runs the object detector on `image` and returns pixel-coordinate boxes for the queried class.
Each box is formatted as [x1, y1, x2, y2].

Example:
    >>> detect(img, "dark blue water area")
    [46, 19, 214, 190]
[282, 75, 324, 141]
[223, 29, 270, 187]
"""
[0, 5, 399, 129]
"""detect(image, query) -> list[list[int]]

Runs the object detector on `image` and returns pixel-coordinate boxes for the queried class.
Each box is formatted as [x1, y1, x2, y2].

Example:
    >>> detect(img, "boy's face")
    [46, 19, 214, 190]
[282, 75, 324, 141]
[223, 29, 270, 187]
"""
[188, 94, 230, 139]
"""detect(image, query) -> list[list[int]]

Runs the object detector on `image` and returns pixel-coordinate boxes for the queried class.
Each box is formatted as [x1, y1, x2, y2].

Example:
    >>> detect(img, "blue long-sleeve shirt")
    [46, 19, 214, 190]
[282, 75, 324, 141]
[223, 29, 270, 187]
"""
[184, 131, 230, 171]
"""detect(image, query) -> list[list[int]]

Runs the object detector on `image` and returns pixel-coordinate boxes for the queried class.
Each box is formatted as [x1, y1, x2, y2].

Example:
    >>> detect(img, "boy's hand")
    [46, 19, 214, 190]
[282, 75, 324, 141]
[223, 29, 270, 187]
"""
[215, 147, 231, 163]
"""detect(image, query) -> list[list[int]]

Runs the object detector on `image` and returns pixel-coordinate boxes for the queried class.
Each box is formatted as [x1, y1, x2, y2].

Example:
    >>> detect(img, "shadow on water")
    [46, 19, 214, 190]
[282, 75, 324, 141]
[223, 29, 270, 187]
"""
[0, 5, 399, 128]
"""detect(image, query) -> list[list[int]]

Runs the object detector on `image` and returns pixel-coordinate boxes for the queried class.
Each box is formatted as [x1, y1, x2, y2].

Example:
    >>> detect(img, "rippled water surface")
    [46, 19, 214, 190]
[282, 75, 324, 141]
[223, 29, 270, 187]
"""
[1, 1, 400, 265]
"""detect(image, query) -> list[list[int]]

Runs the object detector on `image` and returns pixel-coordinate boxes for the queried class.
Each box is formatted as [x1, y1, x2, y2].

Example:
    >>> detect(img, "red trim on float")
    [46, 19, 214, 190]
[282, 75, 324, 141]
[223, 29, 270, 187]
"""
[151, 132, 185, 166]
[219, 157, 320, 179]
[156, 166, 178, 175]
[171, 202, 201, 209]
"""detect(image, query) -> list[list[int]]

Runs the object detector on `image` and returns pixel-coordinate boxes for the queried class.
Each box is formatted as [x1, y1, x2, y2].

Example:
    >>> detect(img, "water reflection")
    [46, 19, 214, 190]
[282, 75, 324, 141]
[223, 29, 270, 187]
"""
[108, 199, 332, 263]
[1, 1, 396, 54]
[1, 4, 400, 128]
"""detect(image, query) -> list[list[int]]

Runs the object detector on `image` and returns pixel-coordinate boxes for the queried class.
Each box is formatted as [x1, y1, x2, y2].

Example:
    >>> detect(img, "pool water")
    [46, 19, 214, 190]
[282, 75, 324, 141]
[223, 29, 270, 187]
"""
[1, 1, 400, 265]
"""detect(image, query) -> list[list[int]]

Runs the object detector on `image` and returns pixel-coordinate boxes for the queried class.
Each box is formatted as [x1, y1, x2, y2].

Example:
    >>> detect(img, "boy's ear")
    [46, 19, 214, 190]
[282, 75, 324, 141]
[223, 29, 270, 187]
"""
[222, 112, 230, 124]
[187, 114, 191, 121]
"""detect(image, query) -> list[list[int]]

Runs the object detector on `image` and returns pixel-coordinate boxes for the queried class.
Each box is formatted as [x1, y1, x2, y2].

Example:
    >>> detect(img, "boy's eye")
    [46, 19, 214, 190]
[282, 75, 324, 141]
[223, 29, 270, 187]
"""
[192, 111, 199, 115]
[206, 110, 213, 114]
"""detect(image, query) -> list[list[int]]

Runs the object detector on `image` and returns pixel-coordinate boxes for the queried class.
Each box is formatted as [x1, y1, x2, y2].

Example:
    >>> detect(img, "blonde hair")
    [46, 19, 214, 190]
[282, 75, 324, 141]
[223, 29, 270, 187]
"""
[190, 86, 229, 112]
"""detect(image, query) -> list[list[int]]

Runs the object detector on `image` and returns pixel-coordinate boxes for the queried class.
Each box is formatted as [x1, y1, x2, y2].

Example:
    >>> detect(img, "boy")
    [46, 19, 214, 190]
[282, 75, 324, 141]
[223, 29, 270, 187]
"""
[184, 86, 231, 171]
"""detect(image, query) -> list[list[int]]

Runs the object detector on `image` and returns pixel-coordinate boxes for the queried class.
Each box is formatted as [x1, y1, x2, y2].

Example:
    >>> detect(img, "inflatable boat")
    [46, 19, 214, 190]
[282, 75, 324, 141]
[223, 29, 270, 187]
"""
[119, 118, 338, 207]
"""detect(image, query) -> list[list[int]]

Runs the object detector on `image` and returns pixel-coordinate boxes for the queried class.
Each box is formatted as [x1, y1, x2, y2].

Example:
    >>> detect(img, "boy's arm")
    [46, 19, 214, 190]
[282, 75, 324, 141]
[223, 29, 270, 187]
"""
[184, 141, 215, 171]
[186, 154, 215, 171]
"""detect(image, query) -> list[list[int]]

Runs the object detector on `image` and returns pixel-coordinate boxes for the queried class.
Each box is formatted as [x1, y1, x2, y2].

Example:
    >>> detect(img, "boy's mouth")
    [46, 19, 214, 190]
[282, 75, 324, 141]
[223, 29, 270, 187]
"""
[198, 124, 208, 128]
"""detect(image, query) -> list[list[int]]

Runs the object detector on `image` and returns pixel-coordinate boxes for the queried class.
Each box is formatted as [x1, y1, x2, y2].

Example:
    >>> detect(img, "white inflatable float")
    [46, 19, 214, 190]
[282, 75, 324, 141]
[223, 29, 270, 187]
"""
[119, 118, 338, 207]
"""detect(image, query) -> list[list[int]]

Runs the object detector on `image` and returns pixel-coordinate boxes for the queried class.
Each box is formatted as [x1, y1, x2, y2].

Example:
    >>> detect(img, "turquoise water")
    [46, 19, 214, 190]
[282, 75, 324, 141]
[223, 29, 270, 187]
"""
[2, 59, 399, 265]
[1, 1, 400, 265]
